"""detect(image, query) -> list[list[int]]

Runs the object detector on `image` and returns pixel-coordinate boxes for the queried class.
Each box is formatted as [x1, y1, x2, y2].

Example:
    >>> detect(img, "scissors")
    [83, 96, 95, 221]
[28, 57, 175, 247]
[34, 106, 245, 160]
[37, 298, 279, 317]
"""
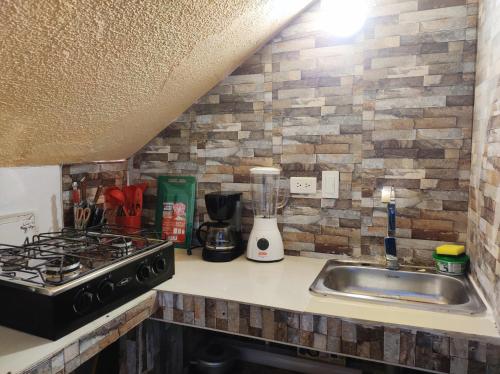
[75, 207, 91, 230]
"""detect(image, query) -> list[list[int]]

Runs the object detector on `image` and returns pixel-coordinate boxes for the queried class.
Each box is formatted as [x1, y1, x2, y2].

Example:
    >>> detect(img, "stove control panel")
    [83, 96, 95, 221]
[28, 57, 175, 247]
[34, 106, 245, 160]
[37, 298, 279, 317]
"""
[153, 256, 168, 273]
[69, 253, 172, 319]
[137, 264, 152, 282]
[73, 289, 94, 315]
[137, 255, 170, 282]
[97, 280, 115, 303]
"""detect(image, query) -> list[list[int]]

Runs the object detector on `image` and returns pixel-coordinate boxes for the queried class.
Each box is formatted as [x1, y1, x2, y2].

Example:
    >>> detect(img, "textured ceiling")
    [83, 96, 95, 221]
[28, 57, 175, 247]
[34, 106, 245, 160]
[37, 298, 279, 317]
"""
[0, 0, 312, 166]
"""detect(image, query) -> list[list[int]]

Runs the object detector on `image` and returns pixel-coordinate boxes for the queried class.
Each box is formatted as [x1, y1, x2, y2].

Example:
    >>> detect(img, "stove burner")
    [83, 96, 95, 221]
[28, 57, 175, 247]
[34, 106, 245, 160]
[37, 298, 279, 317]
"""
[45, 269, 82, 284]
[45, 256, 81, 281]
[0, 225, 162, 288]
[112, 238, 133, 259]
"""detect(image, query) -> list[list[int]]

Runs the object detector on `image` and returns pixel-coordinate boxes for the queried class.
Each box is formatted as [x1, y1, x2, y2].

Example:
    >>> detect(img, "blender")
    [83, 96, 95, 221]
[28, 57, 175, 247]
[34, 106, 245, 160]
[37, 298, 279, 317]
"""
[247, 167, 288, 262]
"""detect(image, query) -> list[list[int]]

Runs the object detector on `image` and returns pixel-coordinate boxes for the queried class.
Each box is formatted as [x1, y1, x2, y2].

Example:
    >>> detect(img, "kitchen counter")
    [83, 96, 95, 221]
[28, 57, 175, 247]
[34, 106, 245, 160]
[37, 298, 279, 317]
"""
[155, 249, 500, 340]
[0, 291, 156, 374]
[2, 249, 499, 374]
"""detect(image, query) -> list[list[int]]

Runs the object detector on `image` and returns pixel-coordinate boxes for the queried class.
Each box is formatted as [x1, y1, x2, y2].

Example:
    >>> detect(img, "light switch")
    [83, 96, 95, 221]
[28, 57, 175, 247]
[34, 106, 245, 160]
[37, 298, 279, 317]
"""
[322, 171, 339, 198]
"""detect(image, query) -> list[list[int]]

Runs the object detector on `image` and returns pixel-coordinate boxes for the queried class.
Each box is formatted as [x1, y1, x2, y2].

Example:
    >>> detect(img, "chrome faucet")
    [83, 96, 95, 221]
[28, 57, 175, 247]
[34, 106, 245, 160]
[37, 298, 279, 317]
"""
[382, 186, 398, 270]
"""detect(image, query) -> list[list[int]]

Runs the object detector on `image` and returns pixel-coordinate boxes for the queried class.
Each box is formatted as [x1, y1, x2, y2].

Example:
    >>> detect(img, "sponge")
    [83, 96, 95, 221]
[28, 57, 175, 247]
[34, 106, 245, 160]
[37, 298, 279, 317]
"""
[436, 244, 465, 256]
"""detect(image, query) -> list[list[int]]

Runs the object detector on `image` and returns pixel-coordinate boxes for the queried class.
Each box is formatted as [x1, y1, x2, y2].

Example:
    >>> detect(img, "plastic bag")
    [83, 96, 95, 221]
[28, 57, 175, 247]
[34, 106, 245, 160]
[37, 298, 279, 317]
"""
[155, 176, 196, 254]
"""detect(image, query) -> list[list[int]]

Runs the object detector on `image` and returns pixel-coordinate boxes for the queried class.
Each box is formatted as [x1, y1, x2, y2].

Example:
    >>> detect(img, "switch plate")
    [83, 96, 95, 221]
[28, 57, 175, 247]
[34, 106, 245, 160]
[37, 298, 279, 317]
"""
[290, 177, 317, 194]
[322, 171, 339, 198]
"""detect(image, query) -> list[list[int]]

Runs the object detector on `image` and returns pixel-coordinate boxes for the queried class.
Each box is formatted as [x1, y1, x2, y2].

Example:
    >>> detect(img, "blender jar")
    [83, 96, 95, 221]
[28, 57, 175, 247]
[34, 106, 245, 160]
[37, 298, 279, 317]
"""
[247, 167, 288, 262]
[250, 167, 287, 218]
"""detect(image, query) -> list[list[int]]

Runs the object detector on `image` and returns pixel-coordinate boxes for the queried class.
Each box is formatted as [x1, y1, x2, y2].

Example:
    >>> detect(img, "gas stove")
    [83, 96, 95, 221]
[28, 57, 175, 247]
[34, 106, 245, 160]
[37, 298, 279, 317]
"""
[0, 226, 174, 340]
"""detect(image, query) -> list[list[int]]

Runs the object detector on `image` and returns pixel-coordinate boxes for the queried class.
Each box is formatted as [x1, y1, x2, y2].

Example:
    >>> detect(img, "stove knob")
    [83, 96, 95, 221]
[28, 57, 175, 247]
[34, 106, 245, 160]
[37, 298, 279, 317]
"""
[137, 264, 151, 282]
[73, 290, 93, 315]
[153, 257, 167, 273]
[97, 280, 115, 303]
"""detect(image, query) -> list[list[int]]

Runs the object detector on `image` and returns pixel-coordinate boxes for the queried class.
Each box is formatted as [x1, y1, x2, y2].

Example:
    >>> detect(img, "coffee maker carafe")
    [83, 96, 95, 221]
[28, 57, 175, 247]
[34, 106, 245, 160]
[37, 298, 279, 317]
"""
[196, 192, 243, 262]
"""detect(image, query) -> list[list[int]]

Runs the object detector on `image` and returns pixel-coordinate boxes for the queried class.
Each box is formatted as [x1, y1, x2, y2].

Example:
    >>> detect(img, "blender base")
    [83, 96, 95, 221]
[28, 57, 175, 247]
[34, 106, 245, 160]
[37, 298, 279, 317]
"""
[246, 257, 284, 263]
[246, 217, 284, 262]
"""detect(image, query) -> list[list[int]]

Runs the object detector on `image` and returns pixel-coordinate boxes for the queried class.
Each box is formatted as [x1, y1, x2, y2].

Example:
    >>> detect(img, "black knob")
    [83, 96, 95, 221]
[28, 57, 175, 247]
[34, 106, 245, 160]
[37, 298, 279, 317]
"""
[153, 257, 167, 273]
[73, 290, 93, 315]
[257, 238, 269, 250]
[137, 264, 151, 282]
[97, 280, 115, 303]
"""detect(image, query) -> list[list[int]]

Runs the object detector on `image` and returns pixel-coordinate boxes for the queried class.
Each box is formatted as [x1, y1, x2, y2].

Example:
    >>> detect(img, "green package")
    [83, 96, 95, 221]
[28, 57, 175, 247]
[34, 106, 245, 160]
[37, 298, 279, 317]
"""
[155, 176, 196, 253]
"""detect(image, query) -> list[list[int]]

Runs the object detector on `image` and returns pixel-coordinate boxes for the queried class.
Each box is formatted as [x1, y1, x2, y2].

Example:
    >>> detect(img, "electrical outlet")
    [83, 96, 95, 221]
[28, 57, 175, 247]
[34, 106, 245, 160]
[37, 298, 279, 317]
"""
[290, 177, 317, 194]
[322, 171, 339, 198]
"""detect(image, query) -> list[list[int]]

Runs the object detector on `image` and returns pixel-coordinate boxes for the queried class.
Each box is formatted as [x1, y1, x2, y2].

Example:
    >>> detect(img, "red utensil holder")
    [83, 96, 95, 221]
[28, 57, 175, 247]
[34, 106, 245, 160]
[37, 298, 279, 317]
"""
[115, 215, 141, 235]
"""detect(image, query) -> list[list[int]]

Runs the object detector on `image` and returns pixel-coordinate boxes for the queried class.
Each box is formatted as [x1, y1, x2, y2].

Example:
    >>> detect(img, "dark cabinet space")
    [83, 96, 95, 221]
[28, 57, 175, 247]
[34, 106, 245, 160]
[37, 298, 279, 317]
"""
[81, 321, 427, 374]
[73, 341, 120, 374]
[179, 326, 424, 374]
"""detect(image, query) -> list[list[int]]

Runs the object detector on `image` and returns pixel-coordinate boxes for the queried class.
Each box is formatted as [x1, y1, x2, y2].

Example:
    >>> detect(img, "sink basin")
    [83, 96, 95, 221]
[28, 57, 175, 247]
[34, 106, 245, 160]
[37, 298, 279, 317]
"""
[309, 260, 486, 315]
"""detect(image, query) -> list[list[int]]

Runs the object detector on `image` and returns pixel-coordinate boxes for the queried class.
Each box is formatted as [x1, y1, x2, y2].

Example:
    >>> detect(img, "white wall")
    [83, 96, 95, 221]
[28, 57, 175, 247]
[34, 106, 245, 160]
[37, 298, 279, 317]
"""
[0, 166, 62, 244]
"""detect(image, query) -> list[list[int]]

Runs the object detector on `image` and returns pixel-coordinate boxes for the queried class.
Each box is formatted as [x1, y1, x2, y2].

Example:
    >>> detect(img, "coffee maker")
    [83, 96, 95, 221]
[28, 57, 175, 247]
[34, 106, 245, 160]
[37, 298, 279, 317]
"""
[196, 192, 243, 262]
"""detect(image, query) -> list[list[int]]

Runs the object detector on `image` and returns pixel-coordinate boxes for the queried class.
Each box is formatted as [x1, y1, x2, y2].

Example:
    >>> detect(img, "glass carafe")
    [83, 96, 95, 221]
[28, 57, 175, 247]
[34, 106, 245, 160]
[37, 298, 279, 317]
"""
[250, 167, 288, 218]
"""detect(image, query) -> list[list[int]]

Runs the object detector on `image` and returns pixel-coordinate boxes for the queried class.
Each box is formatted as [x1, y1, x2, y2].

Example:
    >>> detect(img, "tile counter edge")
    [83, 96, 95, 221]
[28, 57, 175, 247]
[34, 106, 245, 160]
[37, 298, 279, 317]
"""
[12, 286, 500, 374]
[154, 291, 500, 373]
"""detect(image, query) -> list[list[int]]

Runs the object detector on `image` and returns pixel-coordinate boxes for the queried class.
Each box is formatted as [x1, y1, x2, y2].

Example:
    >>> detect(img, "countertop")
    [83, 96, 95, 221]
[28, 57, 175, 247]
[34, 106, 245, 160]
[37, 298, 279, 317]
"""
[2, 249, 498, 374]
[156, 249, 500, 339]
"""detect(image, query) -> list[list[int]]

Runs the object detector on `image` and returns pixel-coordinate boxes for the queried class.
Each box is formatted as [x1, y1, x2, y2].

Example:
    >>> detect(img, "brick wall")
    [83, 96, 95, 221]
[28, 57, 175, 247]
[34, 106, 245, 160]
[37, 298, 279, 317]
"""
[62, 161, 128, 227]
[468, 0, 500, 325]
[131, 0, 477, 266]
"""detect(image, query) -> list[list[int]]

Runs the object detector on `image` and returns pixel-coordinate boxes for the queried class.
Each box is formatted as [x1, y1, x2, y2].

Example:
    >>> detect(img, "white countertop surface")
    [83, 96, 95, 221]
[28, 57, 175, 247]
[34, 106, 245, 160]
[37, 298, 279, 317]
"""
[156, 249, 500, 340]
[1, 249, 498, 374]
[0, 291, 156, 374]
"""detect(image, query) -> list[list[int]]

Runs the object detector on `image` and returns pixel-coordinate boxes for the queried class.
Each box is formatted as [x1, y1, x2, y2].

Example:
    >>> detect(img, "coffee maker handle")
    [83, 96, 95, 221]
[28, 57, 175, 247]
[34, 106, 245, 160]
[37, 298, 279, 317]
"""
[196, 222, 210, 246]
[277, 177, 290, 210]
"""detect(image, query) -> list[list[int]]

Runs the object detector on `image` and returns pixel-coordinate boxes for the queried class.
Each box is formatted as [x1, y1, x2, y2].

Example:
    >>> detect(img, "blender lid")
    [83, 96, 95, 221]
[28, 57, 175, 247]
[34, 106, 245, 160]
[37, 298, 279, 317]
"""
[250, 167, 281, 175]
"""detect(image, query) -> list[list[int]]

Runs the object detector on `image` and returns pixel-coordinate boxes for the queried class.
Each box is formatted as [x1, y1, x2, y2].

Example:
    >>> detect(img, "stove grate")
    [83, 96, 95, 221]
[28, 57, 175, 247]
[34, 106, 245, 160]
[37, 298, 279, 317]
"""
[0, 225, 163, 287]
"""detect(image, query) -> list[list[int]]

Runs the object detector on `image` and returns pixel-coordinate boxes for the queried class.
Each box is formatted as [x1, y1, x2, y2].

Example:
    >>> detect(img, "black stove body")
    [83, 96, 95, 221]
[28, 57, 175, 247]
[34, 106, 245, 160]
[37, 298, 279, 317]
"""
[0, 226, 174, 340]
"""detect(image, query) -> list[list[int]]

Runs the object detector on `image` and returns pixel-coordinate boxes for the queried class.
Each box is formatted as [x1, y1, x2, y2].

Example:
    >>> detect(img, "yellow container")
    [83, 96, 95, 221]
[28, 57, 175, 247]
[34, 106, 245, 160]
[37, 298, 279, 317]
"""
[435, 244, 465, 256]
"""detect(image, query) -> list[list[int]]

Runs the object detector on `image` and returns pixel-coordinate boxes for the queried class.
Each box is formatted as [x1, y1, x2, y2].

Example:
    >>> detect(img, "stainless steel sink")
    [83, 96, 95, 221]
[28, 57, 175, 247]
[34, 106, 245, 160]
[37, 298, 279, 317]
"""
[309, 260, 486, 315]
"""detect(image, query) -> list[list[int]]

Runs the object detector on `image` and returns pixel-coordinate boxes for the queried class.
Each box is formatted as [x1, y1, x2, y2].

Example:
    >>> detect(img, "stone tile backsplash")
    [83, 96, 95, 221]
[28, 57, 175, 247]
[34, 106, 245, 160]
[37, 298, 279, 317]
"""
[467, 0, 500, 325]
[131, 0, 478, 266]
[61, 161, 128, 227]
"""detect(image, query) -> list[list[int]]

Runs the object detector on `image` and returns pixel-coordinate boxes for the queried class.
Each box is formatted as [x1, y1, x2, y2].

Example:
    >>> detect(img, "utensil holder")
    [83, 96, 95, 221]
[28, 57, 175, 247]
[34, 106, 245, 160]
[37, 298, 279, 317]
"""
[115, 215, 141, 235]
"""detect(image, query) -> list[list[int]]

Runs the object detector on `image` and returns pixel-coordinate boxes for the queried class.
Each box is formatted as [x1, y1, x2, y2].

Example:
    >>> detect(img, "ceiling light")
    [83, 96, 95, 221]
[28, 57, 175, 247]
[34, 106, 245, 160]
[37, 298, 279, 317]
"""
[319, 0, 371, 37]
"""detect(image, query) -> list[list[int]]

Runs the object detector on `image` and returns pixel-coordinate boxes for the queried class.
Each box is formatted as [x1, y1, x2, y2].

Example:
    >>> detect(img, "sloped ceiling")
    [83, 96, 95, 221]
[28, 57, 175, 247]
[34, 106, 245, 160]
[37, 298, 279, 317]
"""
[0, 0, 313, 166]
